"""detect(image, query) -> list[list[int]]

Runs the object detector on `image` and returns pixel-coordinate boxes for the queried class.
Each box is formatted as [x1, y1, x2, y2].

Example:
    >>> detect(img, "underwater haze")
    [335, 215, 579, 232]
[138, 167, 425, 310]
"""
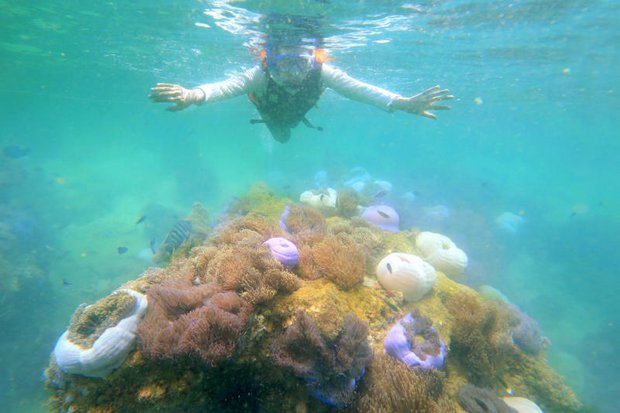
[1, 0, 619, 412]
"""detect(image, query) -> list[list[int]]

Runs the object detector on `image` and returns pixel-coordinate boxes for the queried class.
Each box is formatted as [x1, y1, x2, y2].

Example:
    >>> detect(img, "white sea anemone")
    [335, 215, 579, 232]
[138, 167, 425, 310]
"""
[53, 289, 148, 378]
[376, 252, 437, 302]
[416, 231, 468, 277]
[299, 188, 338, 208]
[502, 397, 543, 413]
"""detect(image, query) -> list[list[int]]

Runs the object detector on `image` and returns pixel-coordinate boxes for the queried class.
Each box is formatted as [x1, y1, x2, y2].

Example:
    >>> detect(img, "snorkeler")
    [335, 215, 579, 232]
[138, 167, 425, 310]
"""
[150, 23, 453, 143]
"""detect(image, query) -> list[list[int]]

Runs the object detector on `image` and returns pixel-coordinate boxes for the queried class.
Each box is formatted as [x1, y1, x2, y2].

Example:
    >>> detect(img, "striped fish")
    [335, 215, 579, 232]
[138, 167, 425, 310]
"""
[157, 220, 192, 257]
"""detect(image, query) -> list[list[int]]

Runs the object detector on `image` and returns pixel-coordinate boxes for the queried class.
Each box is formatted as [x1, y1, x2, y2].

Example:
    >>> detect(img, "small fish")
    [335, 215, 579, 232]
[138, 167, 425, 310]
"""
[135, 215, 147, 225]
[320, 194, 325, 201]
[158, 220, 192, 256]
[150, 238, 157, 254]
[377, 210, 390, 219]
[3, 145, 30, 159]
[117, 246, 128, 255]
[62, 278, 72, 287]
[386, 263, 392, 274]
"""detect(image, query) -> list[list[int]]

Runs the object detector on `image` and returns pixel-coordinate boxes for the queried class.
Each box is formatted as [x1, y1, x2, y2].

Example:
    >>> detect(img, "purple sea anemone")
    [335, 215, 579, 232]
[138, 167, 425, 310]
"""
[384, 312, 446, 370]
[263, 237, 299, 269]
[361, 205, 399, 233]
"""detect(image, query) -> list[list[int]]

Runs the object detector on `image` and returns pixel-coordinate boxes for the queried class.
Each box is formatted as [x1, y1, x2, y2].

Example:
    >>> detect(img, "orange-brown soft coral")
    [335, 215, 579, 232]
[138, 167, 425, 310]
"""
[211, 214, 279, 246]
[185, 245, 220, 283]
[206, 244, 300, 305]
[352, 353, 453, 413]
[311, 235, 367, 290]
[138, 278, 252, 365]
[282, 204, 327, 244]
[445, 292, 513, 387]
[271, 311, 373, 408]
[326, 219, 384, 273]
[508, 351, 582, 412]
[296, 243, 323, 280]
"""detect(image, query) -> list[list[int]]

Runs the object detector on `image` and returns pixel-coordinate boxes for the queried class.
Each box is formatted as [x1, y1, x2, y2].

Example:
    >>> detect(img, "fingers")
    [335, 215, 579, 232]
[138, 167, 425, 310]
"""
[166, 104, 185, 112]
[149, 83, 185, 103]
[422, 85, 441, 94]
[429, 105, 451, 111]
[150, 84, 179, 93]
[428, 95, 454, 103]
[149, 94, 183, 103]
[423, 86, 452, 100]
[422, 111, 437, 120]
[428, 89, 451, 99]
[150, 93, 176, 102]
[155, 90, 183, 99]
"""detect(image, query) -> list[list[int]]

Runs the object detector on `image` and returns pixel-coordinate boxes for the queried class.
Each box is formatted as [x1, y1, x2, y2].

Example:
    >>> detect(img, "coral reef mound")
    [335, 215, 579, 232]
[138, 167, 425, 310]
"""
[44, 186, 584, 413]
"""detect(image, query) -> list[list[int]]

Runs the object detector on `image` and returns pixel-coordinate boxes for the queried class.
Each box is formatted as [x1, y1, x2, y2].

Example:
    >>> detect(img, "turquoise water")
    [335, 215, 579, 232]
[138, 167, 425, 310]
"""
[1, 0, 619, 411]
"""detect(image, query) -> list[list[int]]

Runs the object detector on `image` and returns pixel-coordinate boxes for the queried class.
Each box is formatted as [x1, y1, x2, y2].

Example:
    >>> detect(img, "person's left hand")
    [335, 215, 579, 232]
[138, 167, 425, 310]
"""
[389, 86, 453, 119]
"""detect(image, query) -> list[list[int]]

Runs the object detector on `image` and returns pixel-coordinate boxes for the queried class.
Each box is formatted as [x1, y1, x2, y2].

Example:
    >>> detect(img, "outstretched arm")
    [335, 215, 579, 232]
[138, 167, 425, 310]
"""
[321, 64, 452, 119]
[149, 66, 265, 112]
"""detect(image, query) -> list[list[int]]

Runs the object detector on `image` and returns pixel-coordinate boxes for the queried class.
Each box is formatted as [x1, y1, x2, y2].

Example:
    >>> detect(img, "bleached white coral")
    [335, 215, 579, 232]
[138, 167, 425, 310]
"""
[376, 252, 437, 302]
[416, 231, 468, 277]
[53, 289, 148, 378]
[299, 188, 338, 208]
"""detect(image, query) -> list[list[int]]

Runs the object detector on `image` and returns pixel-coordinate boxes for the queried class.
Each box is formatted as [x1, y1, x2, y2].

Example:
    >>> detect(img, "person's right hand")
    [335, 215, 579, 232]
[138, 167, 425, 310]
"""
[389, 85, 453, 119]
[149, 83, 205, 112]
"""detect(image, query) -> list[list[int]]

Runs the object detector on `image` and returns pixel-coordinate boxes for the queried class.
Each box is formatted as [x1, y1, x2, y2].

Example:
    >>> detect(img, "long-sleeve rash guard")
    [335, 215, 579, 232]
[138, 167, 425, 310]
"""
[195, 64, 402, 111]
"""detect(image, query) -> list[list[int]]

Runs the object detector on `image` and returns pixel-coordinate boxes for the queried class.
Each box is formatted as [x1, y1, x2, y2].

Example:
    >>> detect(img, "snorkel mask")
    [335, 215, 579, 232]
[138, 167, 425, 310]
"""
[263, 46, 321, 87]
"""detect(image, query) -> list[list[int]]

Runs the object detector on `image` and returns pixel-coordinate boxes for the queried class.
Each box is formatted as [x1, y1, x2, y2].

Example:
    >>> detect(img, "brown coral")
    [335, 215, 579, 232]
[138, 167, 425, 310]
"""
[282, 204, 327, 244]
[206, 244, 300, 305]
[138, 279, 252, 365]
[271, 311, 373, 408]
[175, 292, 252, 364]
[445, 292, 513, 387]
[311, 235, 367, 290]
[352, 353, 452, 413]
[327, 219, 384, 273]
[296, 243, 323, 280]
[211, 214, 279, 246]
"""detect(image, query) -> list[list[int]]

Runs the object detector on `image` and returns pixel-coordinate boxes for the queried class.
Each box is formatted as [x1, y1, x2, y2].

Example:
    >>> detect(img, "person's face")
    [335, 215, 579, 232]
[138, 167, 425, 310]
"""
[269, 46, 315, 87]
